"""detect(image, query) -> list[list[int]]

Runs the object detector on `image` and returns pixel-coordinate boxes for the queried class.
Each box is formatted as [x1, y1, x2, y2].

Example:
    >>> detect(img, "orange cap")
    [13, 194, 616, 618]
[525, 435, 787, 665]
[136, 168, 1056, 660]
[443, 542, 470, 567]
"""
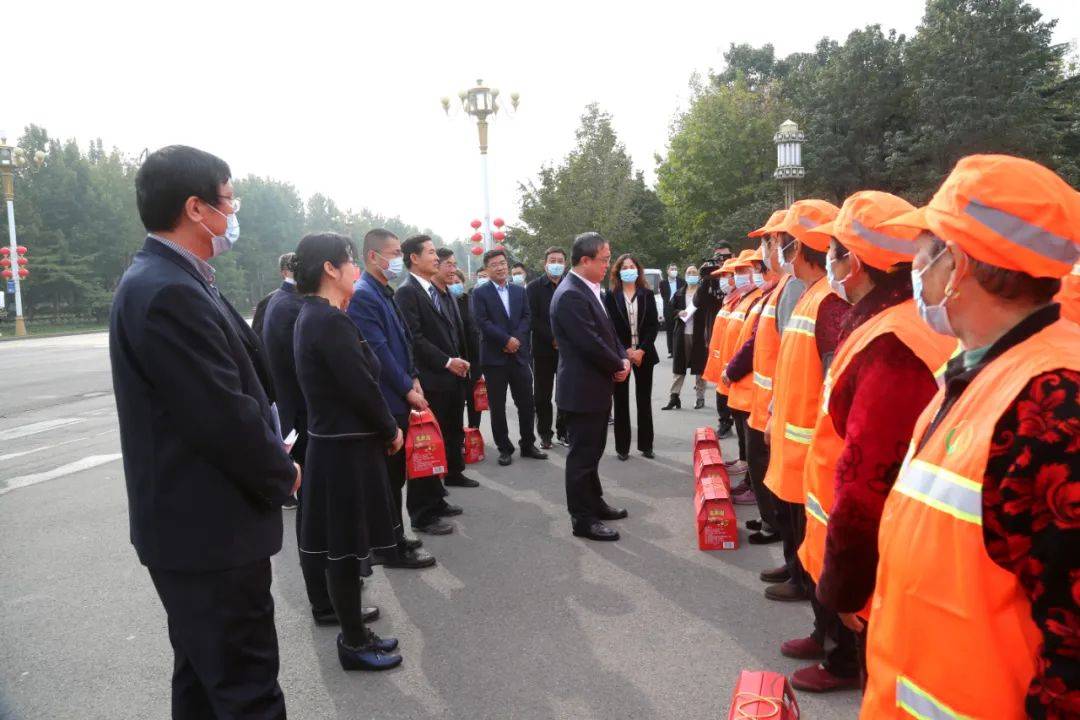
[710, 259, 739, 277]
[880, 155, 1080, 278]
[804, 191, 920, 271]
[779, 199, 841, 251]
[749, 210, 788, 238]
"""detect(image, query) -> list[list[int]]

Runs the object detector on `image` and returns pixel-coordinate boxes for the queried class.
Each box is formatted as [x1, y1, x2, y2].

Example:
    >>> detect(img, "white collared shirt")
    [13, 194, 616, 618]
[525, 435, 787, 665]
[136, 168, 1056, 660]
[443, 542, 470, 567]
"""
[411, 272, 434, 294]
[494, 280, 512, 316]
[571, 270, 606, 315]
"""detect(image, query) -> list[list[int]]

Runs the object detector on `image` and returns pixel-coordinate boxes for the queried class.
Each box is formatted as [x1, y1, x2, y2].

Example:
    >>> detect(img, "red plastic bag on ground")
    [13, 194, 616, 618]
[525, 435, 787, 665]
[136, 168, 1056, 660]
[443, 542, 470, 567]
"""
[473, 377, 489, 412]
[406, 410, 448, 479]
[727, 670, 800, 719]
[462, 427, 485, 464]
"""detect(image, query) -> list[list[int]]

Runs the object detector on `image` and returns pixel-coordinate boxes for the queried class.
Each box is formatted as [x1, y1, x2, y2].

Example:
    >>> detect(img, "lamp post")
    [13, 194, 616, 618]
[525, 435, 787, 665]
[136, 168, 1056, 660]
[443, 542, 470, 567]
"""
[773, 119, 805, 209]
[442, 80, 519, 251]
[0, 132, 44, 336]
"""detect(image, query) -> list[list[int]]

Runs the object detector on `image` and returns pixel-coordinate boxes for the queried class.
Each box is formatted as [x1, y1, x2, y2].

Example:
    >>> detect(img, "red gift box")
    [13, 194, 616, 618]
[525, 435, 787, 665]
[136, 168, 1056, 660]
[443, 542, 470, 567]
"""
[405, 410, 448, 479]
[462, 427, 485, 464]
[473, 378, 489, 412]
[693, 426, 720, 466]
[695, 475, 738, 550]
[727, 670, 800, 720]
[694, 446, 730, 492]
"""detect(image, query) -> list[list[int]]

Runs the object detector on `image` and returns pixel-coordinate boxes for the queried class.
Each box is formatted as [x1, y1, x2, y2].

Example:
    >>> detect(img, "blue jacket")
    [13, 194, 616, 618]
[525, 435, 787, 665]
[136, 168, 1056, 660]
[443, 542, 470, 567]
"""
[347, 271, 417, 417]
[470, 279, 532, 367]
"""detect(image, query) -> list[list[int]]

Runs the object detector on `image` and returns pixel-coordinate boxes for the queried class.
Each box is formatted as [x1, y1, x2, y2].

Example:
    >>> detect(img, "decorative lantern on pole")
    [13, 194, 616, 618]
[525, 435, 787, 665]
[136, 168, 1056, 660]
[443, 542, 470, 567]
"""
[0, 131, 45, 336]
[442, 81, 519, 251]
[773, 119, 805, 209]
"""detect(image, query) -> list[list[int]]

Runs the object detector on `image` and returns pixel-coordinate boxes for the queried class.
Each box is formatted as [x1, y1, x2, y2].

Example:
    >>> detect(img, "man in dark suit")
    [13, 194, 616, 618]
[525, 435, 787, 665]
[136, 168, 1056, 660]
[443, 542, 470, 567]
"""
[252, 253, 295, 338]
[658, 262, 686, 359]
[348, 229, 439, 565]
[470, 248, 549, 466]
[526, 246, 568, 448]
[109, 145, 300, 718]
[550, 232, 630, 542]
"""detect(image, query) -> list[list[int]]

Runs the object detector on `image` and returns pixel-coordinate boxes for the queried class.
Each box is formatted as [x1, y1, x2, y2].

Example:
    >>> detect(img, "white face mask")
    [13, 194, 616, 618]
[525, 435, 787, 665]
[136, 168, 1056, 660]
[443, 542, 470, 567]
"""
[752, 272, 766, 288]
[476, 277, 490, 288]
[202, 204, 240, 257]
[375, 252, 405, 281]
[826, 253, 850, 304]
[512, 273, 526, 286]
[912, 247, 956, 337]
[668, 269, 678, 279]
[779, 240, 796, 276]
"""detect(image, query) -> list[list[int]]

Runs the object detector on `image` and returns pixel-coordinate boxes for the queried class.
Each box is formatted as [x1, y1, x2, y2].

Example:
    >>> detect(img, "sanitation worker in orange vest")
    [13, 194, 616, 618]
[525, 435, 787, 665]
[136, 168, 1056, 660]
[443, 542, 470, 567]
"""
[860, 155, 1080, 720]
[787, 191, 959, 694]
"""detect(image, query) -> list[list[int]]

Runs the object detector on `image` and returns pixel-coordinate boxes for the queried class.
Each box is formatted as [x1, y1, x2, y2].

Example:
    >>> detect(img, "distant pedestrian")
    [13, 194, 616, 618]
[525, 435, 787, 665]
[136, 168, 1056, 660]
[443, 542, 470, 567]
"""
[253, 252, 296, 338]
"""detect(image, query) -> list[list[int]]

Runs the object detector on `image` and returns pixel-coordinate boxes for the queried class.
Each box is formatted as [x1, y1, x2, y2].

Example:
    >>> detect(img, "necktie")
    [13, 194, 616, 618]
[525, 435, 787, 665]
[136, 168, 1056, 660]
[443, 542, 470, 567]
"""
[428, 285, 441, 312]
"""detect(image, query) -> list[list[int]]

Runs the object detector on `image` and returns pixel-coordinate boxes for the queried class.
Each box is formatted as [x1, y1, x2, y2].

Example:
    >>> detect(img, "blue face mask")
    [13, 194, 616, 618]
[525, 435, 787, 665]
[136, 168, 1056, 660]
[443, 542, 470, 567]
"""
[203, 204, 240, 257]
[734, 274, 751, 290]
[752, 272, 766, 288]
[546, 262, 565, 278]
[512, 273, 526, 286]
[619, 268, 639, 284]
[376, 252, 405, 281]
[476, 277, 490, 288]
[448, 282, 465, 297]
[912, 247, 956, 337]
[686, 274, 700, 286]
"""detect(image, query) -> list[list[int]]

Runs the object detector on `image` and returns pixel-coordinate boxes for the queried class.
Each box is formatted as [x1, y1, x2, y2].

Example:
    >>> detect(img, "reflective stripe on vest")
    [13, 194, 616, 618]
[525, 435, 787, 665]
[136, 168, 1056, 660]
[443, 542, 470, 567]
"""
[805, 491, 828, 525]
[784, 422, 814, 445]
[786, 314, 816, 337]
[896, 676, 969, 720]
[894, 458, 982, 526]
[753, 371, 773, 390]
[762, 304, 777, 319]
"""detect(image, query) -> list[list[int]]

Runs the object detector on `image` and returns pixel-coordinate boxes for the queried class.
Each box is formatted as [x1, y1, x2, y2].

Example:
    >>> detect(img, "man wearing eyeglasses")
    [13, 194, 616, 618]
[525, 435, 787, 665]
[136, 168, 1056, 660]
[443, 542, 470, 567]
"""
[110, 145, 299, 718]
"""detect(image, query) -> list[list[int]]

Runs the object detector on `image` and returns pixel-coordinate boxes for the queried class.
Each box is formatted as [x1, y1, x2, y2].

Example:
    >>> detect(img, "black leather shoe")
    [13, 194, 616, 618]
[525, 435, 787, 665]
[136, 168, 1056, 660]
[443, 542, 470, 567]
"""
[337, 634, 402, 671]
[520, 445, 548, 460]
[617, 453, 629, 461]
[556, 434, 569, 446]
[745, 519, 763, 531]
[694, 398, 706, 409]
[413, 519, 454, 535]
[641, 449, 655, 459]
[540, 437, 553, 450]
[282, 495, 298, 509]
[661, 394, 681, 410]
[498, 452, 512, 466]
[444, 474, 480, 488]
[598, 504, 628, 521]
[382, 548, 437, 569]
[437, 503, 464, 517]
[572, 520, 620, 541]
[403, 537, 423, 551]
[748, 530, 781, 545]
[314, 605, 379, 625]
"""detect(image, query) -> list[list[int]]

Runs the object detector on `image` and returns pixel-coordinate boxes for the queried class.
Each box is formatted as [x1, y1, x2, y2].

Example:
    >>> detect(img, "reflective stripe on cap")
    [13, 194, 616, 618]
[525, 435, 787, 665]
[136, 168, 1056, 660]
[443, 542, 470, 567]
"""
[965, 198, 1080, 267]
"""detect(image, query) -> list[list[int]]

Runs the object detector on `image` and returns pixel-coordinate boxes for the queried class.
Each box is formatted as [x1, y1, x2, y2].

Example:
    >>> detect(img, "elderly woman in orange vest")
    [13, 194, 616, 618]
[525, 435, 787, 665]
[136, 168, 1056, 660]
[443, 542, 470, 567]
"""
[859, 155, 1080, 720]
[786, 192, 958, 694]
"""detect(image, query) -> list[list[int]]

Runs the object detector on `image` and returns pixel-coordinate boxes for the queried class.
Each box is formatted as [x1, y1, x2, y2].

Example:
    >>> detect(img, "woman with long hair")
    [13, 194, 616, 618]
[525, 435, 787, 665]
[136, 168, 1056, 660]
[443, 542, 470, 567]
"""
[291, 232, 404, 671]
[664, 265, 709, 409]
[604, 254, 659, 460]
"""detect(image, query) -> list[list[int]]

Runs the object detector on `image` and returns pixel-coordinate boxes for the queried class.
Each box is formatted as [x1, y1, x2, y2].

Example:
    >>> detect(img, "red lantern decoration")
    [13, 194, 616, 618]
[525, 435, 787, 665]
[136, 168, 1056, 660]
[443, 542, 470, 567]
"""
[0, 259, 9, 268]
[494, 244, 505, 251]
[0, 247, 9, 256]
[18, 269, 28, 278]
[470, 232, 483, 243]
[16, 257, 27, 266]
[470, 219, 482, 229]
[470, 246, 483, 256]
[16, 246, 27, 255]
[1, 270, 11, 279]
[493, 231, 506, 241]
[493, 217, 505, 228]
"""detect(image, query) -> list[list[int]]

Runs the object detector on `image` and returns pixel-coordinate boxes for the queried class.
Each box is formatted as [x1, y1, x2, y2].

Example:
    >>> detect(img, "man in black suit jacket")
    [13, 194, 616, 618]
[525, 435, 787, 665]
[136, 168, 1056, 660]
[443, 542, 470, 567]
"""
[550, 232, 630, 541]
[658, 262, 686, 358]
[395, 237, 471, 534]
[470, 248, 549, 466]
[526, 246, 568, 448]
[251, 252, 295, 338]
[110, 146, 300, 718]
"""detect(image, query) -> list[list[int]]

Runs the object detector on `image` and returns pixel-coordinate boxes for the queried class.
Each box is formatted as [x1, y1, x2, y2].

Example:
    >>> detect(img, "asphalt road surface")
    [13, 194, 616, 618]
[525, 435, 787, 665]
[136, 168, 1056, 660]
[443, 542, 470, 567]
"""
[0, 332, 860, 719]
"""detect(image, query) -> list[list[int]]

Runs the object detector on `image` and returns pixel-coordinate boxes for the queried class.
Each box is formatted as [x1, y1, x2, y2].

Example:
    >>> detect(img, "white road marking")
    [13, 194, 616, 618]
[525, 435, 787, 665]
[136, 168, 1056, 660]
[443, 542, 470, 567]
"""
[0, 417, 85, 441]
[0, 436, 88, 462]
[0, 454, 122, 495]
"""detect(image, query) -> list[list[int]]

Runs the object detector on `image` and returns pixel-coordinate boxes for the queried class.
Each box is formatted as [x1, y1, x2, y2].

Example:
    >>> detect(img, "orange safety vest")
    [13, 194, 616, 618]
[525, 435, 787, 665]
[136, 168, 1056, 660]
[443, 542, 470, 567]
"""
[727, 292, 768, 412]
[1056, 264, 1079, 323]
[798, 299, 958, 600]
[748, 274, 793, 432]
[709, 288, 764, 391]
[702, 295, 740, 384]
[764, 276, 834, 503]
[861, 318, 1080, 720]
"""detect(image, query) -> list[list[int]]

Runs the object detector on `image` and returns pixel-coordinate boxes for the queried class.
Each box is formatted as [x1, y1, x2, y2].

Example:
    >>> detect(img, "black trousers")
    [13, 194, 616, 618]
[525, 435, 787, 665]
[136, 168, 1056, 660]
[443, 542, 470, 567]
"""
[715, 390, 733, 428]
[665, 325, 675, 355]
[732, 409, 749, 462]
[388, 412, 446, 529]
[810, 584, 860, 679]
[564, 409, 609, 523]
[746, 428, 777, 531]
[484, 361, 536, 454]
[533, 352, 565, 441]
[772, 495, 810, 592]
[429, 382, 466, 478]
[466, 377, 482, 429]
[613, 361, 654, 455]
[149, 559, 285, 720]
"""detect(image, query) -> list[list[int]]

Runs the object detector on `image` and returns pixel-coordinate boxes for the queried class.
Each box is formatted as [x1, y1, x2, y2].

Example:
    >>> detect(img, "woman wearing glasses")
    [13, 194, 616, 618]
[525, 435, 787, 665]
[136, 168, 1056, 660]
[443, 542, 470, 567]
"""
[292, 232, 405, 671]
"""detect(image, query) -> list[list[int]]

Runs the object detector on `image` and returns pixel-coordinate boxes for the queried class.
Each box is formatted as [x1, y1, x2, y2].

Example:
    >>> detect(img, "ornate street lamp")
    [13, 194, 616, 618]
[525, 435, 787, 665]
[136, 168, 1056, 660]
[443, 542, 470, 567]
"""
[0, 131, 45, 336]
[773, 119, 805, 209]
[442, 80, 519, 251]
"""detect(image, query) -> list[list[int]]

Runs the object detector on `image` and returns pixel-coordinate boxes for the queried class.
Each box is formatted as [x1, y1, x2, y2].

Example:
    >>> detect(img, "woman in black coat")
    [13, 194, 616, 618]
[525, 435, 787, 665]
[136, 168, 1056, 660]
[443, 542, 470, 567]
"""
[665, 265, 710, 409]
[292, 232, 404, 672]
[604, 254, 659, 460]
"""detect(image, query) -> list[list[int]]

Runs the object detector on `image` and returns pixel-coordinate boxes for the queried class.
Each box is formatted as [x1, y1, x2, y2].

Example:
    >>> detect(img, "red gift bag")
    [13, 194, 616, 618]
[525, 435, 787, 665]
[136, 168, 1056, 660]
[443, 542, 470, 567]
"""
[727, 670, 800, 719]
[462, 427, 485, 464]
[693, 426, 721, 467]
[473, 377, 489, 412]
[406, 410, 448, 479]
[695, 475, 738, 551]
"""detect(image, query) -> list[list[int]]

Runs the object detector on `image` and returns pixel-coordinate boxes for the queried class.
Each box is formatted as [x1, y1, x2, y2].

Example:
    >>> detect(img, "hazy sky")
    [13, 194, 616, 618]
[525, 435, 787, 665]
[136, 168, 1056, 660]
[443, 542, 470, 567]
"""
[5, 1, 1077, 241]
